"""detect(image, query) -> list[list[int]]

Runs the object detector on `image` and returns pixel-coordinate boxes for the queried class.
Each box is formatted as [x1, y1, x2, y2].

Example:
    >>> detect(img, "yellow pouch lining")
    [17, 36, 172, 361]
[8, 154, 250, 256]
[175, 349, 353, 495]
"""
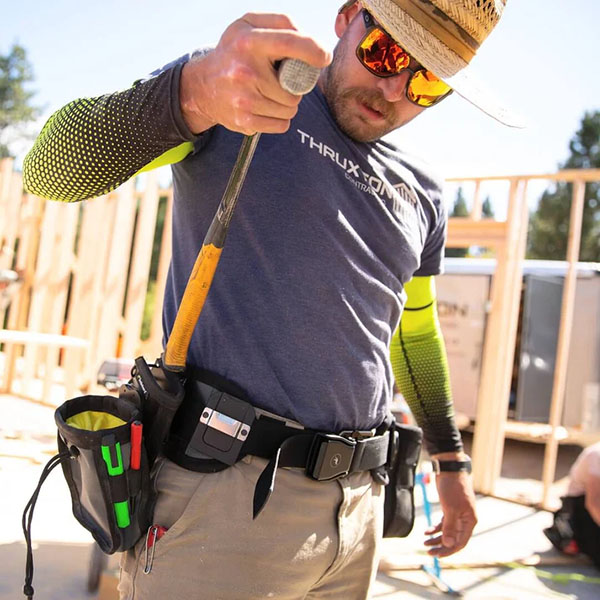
[66, 411, 127, 431]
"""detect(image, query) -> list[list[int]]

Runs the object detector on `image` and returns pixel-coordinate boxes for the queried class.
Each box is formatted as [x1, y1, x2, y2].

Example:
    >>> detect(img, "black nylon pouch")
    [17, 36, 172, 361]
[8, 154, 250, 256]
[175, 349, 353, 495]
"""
[119, 356, 185, 466]
[382, 422, 423, 538]
[54, 394, 153, 554]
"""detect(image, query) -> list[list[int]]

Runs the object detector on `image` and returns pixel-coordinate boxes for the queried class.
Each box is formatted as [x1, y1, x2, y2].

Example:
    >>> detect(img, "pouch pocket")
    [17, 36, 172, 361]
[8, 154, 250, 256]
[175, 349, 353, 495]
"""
[120, 357, 185, 466]
[55, 394, 153, 553]
[382, 422, 423, 538]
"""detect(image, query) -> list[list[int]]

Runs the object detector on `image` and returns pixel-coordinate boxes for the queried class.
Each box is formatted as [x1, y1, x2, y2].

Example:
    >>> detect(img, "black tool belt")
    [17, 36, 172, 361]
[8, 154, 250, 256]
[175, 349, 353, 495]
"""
[165, 369, 390, 518]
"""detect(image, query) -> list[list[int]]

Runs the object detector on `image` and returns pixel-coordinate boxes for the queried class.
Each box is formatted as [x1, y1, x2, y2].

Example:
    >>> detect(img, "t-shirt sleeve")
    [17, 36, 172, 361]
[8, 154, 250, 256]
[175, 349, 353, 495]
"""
[23, 51, 208, 203]
[414, 179, 447, 277]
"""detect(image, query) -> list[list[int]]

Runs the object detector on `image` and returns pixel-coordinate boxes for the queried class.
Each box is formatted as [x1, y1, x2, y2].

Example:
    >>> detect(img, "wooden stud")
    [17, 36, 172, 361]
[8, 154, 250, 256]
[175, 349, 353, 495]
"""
[446, 219, 507, 248]
[0, 329, 89, 347]
[0, 158, 14, 248]
[0, 169, 24, 333]
[0, 170, 24, 271]
[21, 200, 63, 392]
[471, 180, 482, 221]
[470, 180, 528, 494]
[121, 172, 160, 358]
[89, 183, 137, 382]
[541, 180, 587, 508]
[0, 194, 44, 393]
[64, 197, 116, 393]
[41, 202, 79, 400]
[142, 188, 173, 358]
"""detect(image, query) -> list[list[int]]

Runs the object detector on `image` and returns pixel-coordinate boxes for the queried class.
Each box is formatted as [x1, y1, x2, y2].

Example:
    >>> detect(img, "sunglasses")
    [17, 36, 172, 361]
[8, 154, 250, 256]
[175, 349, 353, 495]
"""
[355, 10, 453, 107]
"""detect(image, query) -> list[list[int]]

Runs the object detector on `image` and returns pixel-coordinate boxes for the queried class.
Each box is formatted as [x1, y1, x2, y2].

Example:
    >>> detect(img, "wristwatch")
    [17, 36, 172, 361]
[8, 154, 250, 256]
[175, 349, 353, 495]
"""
[431, 457, 472, 474]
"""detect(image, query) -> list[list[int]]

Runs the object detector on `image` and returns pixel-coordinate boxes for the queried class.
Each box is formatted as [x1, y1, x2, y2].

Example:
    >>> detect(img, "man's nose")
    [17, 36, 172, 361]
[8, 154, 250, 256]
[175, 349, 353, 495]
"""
[376, 70, 411, 103]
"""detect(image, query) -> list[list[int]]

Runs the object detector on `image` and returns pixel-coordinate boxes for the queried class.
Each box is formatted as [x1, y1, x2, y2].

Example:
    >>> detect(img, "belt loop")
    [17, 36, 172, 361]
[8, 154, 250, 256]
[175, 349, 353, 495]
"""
[349, 439, 367, 472]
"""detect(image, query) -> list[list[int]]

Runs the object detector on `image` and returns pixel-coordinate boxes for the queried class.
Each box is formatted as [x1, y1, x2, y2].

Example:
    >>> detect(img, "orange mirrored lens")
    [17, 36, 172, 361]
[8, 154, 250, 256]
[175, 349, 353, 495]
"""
[358, 29, 410, 76]
[407, 70, 453, 107]
[356, 19, 453, 108]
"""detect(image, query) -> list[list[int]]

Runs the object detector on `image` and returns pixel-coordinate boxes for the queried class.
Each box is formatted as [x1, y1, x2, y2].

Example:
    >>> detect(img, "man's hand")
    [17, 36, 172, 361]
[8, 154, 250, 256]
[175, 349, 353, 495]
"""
[424, 469, 477, 557]
[180, 13, 331, 135]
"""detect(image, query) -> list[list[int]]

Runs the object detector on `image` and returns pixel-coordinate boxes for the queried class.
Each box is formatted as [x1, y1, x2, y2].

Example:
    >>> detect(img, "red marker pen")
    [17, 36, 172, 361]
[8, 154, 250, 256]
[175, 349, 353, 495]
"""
[130, 421, 143, 470]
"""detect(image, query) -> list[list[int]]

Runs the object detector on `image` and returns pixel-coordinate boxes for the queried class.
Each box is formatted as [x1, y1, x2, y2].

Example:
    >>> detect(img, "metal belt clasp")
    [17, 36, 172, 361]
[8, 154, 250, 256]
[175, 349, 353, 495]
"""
[307, 434, 356, 481]
[185, 391, 255, 465]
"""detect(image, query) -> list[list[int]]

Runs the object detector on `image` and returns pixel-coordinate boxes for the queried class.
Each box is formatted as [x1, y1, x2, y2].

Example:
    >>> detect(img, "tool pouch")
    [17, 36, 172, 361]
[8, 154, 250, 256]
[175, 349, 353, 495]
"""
[119, 356, 185, 466]
[382, 422, 423, 538]
[54, 394, 153, 553]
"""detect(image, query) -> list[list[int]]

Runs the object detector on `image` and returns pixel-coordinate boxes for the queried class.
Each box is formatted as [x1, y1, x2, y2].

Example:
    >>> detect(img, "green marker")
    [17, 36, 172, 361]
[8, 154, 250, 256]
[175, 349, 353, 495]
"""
[101, 438, 131, 528]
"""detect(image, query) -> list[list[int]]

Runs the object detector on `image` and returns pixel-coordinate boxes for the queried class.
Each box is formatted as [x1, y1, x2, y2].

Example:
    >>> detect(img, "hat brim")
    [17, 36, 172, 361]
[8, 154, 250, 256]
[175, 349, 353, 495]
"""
[361, 0, 526, 128]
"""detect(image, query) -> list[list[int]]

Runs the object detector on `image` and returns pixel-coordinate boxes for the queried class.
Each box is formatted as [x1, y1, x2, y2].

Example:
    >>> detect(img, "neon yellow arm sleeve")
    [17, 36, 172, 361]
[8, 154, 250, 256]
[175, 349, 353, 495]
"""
[135, 142, 193, 175]
[23, 64, 195, 202]
[390, 276, 463, 454]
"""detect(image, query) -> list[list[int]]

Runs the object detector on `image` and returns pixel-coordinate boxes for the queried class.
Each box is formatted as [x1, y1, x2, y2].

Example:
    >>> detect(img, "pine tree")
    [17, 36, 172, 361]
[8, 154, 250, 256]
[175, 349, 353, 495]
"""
[446, 186, 469, 257]
[482, 196, 494, 218]
[0, 44, 41, 158]
[527, 111, 600, 262]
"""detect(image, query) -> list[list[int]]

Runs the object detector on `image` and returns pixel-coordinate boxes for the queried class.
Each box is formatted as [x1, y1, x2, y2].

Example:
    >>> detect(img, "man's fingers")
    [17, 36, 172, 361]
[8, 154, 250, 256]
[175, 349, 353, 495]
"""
[425, 520, 443, 536]
[233, 113, 296, 136]
[252, 96, 299, 121]
[424, 534, 442, 547]
[442, 517, 459, 549]
[230, 15, 331, 71]
[443, 512, 475, 549]
[424, 514, 476, 557]
[428, 544, 459, 558]
[259, 65, 307, 108]
[182, 11, 329, 135]
[246, 29, 331, 69]
[239, 12, 299, 32]
[224, 79, 300, 133]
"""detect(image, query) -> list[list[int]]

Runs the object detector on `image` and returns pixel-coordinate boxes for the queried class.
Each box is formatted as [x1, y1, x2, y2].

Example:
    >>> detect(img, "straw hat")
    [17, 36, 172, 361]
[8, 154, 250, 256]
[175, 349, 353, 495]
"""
[356, 0, 524, 127]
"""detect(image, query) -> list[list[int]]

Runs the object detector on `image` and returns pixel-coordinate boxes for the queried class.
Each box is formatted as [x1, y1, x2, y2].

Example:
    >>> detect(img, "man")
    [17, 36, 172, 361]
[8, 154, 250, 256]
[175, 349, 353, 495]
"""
[544, 442, 600, 568]
[23, 1, 520, 597]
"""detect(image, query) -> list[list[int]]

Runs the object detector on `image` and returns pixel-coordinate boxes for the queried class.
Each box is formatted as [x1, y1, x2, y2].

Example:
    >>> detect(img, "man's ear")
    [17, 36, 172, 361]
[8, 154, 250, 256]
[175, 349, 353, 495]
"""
[335, 2, 362, 39]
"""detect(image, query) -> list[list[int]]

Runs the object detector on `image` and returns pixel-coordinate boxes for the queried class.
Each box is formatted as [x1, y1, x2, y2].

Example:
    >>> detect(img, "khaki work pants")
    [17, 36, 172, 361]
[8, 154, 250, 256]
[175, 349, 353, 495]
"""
[119, 454, 384, 599]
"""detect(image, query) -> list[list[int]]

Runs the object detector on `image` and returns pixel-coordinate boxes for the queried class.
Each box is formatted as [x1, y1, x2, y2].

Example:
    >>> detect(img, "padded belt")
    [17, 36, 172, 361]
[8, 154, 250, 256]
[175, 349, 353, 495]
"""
[165, 373, 390, 518]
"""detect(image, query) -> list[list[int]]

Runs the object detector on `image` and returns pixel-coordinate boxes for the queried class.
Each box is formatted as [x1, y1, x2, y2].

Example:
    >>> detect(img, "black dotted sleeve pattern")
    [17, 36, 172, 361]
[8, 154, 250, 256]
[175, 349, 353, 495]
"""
[393, 325, 464, 456]
[23, 62, 194, 202]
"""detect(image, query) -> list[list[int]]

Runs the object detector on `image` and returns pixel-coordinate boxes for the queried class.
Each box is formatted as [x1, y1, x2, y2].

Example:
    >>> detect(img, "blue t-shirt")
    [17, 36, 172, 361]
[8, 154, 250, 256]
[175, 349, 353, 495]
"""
[162, 63, 446, 433]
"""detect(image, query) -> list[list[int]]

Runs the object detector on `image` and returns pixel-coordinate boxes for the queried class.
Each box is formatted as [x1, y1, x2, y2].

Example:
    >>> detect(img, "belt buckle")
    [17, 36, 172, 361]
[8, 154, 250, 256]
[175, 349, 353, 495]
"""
[307, 434, 356, 481]
[339, 429, 376, 440]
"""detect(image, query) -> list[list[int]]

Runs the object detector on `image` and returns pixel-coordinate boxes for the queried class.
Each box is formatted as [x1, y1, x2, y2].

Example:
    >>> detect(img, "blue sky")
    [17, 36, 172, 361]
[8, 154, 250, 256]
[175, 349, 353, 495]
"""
[4, 0, 600, 211]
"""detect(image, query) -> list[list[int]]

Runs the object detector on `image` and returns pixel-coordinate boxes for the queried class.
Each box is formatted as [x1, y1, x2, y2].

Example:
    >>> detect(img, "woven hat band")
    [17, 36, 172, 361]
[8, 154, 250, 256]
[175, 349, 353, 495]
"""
[393, 0, 479, 62]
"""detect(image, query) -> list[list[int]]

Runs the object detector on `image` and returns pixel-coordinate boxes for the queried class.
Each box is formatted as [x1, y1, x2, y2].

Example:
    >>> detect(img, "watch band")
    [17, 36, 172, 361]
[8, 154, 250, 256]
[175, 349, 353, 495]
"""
[431, 458, 472, 474]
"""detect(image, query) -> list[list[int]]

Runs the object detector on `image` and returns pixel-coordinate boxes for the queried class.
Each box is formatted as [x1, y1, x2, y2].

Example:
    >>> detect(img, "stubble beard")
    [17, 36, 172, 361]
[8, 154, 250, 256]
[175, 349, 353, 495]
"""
[322, 42, 398, 143]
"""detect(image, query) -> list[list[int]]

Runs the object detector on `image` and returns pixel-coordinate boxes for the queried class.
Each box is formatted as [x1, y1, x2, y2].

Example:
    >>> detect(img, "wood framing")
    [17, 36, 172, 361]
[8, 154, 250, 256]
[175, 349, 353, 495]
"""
[447, 171, 596, 502]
